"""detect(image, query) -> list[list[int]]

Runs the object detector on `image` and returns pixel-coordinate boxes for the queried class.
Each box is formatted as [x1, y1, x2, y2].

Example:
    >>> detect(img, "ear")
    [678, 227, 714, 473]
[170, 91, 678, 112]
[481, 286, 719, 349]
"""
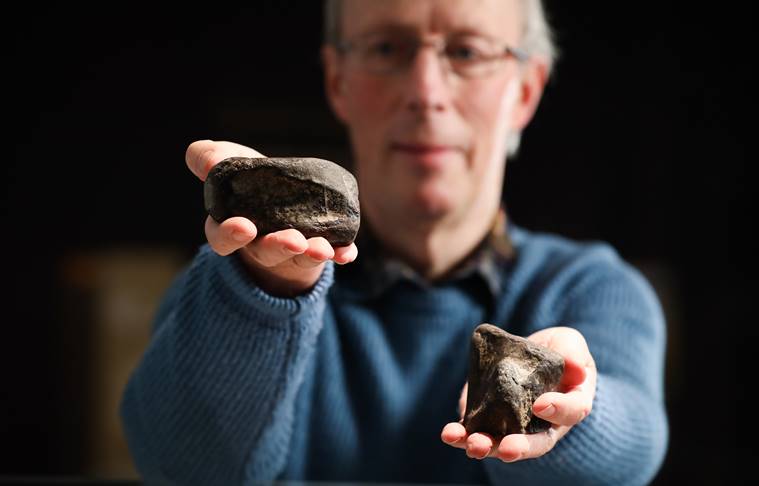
[321, 45, 349, 123]
[510, 56, 550, 131]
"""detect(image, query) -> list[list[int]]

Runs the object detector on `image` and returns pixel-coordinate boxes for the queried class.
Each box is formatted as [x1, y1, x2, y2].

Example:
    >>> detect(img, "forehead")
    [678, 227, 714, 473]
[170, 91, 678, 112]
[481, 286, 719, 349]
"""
[341, 0, 523, 40]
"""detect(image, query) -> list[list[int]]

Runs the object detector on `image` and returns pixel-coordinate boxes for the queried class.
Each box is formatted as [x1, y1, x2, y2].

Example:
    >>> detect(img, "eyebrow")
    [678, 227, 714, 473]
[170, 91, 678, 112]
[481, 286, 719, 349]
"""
[351, 22, 506, 43]
[352, 23, 421, 39]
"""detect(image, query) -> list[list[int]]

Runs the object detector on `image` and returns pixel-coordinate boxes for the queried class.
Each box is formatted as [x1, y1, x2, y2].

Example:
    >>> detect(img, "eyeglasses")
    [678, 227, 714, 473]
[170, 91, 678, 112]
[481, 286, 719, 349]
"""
[336, 32, 528, 78]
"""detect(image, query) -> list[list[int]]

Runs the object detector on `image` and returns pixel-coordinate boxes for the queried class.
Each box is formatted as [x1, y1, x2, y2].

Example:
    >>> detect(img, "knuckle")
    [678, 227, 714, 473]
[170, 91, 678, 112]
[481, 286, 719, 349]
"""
[209, 241, 233, 257]
[291, 255, 311, 269]
[580, 402, 592, 421]
[545, 428, 558, 450]
[574, 409, 587, 423]
[268, 232, 287, 246]
[244, 247, 270, 266]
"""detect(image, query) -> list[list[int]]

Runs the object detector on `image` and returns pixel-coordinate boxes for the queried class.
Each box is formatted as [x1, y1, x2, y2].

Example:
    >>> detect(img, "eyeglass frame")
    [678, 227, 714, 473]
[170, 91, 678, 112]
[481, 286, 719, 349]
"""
[334, 32, 529, 78]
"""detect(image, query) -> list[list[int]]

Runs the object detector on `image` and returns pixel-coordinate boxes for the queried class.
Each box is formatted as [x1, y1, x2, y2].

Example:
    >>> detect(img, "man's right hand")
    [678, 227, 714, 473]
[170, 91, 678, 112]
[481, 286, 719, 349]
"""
[186, 140, 358, 297]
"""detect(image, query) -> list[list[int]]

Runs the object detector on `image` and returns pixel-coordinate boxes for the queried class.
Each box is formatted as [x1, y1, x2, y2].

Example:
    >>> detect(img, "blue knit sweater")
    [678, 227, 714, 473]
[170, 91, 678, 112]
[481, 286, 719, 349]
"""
[120, 224, 668, 485]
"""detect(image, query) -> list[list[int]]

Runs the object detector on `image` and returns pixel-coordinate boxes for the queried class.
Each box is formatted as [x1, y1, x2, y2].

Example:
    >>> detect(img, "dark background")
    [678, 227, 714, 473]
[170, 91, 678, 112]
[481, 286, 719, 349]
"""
[6, 1, 752, 484]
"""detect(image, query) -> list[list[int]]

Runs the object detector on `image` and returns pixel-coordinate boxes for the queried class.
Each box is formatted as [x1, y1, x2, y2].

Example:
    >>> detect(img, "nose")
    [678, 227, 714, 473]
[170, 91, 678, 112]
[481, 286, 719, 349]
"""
[403, 43, 452, 114]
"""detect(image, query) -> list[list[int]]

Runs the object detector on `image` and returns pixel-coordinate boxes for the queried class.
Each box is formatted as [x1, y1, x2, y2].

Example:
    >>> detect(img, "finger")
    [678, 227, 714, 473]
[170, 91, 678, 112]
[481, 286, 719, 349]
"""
[497, 427, 566, 462]
[466, 432, 496, 460]
[560, 354, 588, 389]
[185, 139, 265, 181]
[441, 422, 468, 449]
[333, 243, 358, 264]
[245, 229, 309, 267]
[528, 327, 592, 389]
[205, 216, 258, 256]
[291, 237, 334, 269]
[529, 327, 589, 363]
[533, 391, 593, 426]
[458, 382, 468, 420]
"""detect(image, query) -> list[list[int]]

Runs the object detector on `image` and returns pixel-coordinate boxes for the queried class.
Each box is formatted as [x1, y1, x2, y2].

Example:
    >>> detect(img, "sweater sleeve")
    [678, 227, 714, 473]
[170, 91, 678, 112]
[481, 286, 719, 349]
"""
[119, 244, 334, 485]
[484, 244, 669, 486]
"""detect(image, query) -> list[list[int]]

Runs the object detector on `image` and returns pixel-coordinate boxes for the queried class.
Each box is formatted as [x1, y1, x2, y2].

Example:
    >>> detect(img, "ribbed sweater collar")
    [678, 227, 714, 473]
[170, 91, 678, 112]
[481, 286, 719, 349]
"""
[334, 207, 517, 302]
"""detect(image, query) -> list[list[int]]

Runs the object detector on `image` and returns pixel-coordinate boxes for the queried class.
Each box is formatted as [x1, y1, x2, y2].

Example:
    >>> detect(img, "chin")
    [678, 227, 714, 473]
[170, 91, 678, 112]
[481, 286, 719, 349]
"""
[412, 185, 458, 219]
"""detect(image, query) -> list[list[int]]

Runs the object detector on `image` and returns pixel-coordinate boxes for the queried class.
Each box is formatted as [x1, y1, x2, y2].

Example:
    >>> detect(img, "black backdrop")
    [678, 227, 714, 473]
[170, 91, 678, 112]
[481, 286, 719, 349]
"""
[7, 1, 752, 483]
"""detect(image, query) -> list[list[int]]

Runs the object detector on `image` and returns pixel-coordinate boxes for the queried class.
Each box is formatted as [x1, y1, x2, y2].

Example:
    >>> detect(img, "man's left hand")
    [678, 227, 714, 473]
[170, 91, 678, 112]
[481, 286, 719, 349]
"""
[440, 326, 597, 462]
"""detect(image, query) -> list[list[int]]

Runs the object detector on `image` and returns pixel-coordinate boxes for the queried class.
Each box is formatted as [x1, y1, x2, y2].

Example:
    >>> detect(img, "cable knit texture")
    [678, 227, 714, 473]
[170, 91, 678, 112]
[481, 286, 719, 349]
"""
[121, 224, 668, 485]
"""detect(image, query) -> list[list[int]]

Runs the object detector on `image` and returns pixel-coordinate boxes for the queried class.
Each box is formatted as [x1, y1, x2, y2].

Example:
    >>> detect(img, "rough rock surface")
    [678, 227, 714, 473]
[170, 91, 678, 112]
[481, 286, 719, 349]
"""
[204, 157, 360, 246]
[463, 323, 565, 436]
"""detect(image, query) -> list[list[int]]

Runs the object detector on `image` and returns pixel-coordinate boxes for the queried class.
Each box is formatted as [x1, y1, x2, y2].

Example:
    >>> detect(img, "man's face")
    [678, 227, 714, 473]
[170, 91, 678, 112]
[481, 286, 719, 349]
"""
[324, 0, 545, 232]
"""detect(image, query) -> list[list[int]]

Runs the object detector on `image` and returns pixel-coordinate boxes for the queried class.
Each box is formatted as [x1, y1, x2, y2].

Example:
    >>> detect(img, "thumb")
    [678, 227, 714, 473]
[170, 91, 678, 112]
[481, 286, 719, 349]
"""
[560, 354, 587, 389]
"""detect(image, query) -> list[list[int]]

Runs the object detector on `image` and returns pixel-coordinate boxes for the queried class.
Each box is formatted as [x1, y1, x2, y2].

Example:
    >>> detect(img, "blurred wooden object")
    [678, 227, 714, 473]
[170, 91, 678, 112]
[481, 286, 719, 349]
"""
[60, 247, 187, 478]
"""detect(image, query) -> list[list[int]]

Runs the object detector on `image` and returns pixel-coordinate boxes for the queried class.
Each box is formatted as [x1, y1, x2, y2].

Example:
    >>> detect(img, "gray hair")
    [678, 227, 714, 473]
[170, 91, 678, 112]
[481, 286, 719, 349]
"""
[323, 0, 558, 157]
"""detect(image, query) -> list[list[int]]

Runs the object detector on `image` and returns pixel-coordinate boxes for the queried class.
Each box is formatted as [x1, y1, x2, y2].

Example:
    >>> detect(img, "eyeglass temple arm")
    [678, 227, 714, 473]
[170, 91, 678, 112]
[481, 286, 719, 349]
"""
[506, 46, 529, 62]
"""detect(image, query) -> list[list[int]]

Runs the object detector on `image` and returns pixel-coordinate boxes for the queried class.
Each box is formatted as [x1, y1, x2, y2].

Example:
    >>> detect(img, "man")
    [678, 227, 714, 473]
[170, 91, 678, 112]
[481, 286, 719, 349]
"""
[121, 1, 668, 484]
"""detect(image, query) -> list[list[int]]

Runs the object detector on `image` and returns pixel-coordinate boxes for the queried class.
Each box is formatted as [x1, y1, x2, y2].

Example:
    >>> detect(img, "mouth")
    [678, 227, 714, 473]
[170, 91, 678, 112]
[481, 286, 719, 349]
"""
[389, 142, 463, 170]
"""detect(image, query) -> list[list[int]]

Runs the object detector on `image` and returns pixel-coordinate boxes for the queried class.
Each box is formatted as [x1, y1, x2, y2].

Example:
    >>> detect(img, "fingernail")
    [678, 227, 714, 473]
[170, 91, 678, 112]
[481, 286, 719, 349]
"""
[466, 445, 483, 460]
[502, 452, 521, 463]
[537, 403, 555, 418]
[232, 231, 250, 242]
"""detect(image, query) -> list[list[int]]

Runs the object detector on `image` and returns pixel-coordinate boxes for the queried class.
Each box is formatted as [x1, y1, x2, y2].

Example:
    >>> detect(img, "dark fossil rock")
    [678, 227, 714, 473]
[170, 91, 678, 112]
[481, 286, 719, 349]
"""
[204, 157, 360, 246]
[463, 323, 564, 436]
